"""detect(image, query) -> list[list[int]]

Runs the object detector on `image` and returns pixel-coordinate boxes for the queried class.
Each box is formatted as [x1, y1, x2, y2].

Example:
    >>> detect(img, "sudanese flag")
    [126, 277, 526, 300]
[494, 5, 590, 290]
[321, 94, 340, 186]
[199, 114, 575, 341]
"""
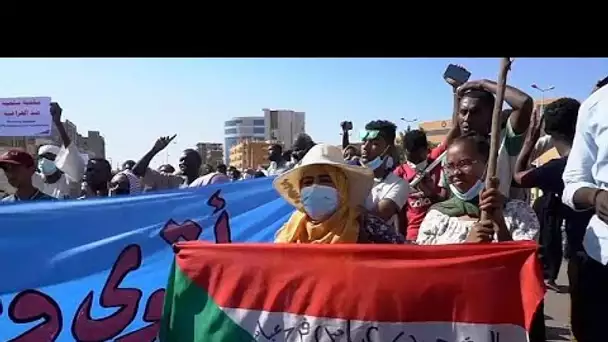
[160, 242, 544, 341]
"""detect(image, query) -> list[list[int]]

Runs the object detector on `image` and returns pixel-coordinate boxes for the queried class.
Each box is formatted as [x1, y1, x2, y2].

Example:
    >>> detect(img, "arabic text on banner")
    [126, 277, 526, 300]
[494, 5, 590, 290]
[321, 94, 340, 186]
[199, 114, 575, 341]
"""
[0, 178, 292, 341]
[163, 242, 544, 341]
[0, 177, 544, 341]
[0, 97, 51, 136]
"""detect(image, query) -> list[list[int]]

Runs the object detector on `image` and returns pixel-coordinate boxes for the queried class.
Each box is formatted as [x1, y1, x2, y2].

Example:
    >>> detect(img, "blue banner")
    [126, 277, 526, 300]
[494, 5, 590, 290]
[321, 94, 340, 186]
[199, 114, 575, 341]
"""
[0, 177, 291, 341]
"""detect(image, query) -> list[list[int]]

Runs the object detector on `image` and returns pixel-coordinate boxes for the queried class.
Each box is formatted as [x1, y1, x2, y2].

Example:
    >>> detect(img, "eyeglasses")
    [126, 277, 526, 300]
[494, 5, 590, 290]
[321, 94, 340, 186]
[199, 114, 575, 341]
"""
[442, 159, 481, 174]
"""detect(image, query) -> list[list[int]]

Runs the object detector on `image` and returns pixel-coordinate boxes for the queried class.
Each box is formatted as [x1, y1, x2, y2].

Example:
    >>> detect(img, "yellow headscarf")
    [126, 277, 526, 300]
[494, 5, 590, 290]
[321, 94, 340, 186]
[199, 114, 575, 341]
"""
[274, 165, 361, 244]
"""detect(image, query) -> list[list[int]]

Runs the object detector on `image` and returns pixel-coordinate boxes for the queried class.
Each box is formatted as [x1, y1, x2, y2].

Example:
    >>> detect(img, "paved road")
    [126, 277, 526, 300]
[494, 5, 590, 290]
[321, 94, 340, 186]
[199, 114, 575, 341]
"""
[544, 262, 572, 342]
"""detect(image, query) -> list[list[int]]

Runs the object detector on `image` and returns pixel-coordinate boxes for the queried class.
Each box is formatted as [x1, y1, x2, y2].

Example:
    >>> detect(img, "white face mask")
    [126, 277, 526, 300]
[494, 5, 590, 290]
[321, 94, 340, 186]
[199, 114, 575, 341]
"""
[38, 158, 58, 176]
[364, 145, 393, 171]
[449, 180, 485, 201]
[407, 160, 428, 172]
[300, 185, 339, 221]
[365, 155, 393, 171]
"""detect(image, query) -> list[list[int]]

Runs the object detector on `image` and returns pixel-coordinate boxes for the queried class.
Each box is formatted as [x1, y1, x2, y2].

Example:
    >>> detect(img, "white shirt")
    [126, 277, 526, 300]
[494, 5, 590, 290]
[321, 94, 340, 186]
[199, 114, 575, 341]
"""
[32, 143, 85, 199]
[416, 200, 539, 245]
[531, 135, 554, 162]
[141, 168, 186, 192]
[189, 172, 230, 187]
[562, 84, 608, 264]
[267, 161, 291, 176]
[364, 172, 410, 228]
[438, 121, 552, 201]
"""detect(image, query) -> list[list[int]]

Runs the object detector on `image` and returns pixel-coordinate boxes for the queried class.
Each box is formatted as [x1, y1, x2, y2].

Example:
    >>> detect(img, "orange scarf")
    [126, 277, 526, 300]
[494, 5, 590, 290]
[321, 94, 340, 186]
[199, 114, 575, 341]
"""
[274, 165, 360, 244]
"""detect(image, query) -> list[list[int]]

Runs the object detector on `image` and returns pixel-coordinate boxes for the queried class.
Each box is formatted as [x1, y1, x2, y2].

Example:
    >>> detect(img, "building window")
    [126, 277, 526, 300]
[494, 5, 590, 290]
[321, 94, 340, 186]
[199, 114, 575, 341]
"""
[225, 138, 238, 146]
[225, 120, 243, 127]
[253, 127, 265, 134]
[270, 111, 278, 130]
[253, 119, 265, 126]
[225, 128, 237, 135]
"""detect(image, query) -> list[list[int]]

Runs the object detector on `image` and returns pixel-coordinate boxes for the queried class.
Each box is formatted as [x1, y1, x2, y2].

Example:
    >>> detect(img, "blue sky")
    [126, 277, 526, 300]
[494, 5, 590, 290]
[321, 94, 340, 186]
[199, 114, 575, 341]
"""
[0, 58, 605, 168]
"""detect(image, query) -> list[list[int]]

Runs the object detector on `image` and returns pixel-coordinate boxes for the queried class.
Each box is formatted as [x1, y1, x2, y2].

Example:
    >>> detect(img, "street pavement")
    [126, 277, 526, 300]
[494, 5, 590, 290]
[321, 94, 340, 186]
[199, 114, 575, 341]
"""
[544, 261, 572, 341]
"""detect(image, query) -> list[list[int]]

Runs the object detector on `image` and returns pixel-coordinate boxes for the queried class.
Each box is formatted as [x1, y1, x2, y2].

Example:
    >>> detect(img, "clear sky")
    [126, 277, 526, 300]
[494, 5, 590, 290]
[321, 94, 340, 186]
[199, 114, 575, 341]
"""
[0, 58, 605, 168]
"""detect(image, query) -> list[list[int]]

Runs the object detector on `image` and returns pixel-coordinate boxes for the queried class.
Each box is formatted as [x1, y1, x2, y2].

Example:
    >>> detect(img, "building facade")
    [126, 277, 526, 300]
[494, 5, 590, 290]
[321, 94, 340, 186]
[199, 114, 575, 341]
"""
[196, 142, 224, 166]
[47, 120, 106, 159]
[0, 121, 105, 160]
[224, 117, 266, 164]
[229, 140, 271, 170]
[418, 119, 453, 145]
[262, 108, 305, 150]
[63, 120, 79, 145]
[83, 131, 106, 159]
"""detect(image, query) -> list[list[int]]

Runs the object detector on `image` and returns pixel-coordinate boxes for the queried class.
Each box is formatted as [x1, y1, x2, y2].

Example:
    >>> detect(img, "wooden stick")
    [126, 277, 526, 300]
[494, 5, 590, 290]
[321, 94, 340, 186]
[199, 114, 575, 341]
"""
[480, 58, 513, 222]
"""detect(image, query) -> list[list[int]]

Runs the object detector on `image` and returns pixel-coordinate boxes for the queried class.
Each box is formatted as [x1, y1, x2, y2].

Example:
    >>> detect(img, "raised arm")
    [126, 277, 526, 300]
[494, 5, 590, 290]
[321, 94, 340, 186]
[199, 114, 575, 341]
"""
[442, 83, 462, 147]
[340, 122, 350, 149]
[513, 110, 542, 188]
[132, 135, 176, 177]
[477, 79, 534, 134]
[50, 103, 85, 182]
[51, 103, 71, 148]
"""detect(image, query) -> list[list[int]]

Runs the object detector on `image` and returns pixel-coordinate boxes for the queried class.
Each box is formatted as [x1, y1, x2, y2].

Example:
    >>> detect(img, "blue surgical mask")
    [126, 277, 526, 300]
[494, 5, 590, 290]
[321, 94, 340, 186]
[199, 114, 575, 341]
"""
[365, 156, 384, 170]
[38, 158, 58, 176]
[386, 156, 394, 169]
[300, 185, 339, 221]
[449, 179, 485, 201]
[364, 155, 394, 171]
[363, 144, 393, 171]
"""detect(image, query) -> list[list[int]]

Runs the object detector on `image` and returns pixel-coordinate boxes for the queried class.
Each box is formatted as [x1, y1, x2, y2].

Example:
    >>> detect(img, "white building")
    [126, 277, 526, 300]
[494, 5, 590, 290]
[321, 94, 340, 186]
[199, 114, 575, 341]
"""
[224, 117, 266, 164]
[262, 108, 305, 150]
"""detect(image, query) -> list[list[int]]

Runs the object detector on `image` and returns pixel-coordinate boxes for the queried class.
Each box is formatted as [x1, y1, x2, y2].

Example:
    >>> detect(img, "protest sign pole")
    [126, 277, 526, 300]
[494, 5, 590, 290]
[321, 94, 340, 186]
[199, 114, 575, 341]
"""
[480, 58, 513, 223]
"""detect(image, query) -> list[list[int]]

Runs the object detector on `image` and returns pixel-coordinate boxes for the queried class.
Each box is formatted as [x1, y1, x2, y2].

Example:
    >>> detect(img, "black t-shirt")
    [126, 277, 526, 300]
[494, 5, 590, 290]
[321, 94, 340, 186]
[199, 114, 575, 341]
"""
[526, 156, 592, 252]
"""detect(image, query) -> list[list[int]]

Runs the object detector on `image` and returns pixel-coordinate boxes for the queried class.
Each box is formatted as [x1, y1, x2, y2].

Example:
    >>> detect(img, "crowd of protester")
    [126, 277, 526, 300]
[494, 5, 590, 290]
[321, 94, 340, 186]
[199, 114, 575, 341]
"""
[271, 71, 608, 342]
[2, 65, 608, 342]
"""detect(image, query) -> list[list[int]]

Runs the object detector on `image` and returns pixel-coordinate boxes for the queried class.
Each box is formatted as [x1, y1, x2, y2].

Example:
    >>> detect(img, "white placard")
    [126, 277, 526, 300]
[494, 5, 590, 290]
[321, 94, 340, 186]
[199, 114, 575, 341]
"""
[0, 97, 52, 137]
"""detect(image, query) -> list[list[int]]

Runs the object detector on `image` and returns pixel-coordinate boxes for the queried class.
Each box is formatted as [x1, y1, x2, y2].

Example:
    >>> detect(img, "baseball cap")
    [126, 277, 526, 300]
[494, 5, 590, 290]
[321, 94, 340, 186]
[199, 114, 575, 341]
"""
[0, 149, 35, 168]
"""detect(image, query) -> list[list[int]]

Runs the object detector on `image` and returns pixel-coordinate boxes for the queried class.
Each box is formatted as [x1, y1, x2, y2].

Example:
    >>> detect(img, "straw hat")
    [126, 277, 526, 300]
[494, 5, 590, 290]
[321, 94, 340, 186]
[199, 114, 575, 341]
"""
[273, 144, 374, 210]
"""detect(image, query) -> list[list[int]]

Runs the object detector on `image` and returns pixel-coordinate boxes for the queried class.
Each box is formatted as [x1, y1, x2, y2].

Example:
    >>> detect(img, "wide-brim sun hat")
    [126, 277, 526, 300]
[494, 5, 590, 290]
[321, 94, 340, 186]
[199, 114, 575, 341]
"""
[273, 144, 374, 210]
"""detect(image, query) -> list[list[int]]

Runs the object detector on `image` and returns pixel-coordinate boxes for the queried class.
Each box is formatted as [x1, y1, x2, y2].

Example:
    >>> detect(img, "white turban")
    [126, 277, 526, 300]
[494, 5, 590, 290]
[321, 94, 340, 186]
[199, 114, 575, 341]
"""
[38, 145, 61, 156]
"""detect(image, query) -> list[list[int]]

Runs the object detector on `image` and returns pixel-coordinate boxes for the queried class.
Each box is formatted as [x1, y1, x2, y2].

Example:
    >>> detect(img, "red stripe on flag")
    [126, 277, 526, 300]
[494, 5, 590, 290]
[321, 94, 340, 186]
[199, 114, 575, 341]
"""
[175, 242, 544, 330]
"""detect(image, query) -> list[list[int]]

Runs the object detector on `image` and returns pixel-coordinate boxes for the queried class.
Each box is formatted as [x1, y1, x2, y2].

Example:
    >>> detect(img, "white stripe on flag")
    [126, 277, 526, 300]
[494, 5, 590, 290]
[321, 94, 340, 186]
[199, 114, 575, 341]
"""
[221, 306, 527, 342]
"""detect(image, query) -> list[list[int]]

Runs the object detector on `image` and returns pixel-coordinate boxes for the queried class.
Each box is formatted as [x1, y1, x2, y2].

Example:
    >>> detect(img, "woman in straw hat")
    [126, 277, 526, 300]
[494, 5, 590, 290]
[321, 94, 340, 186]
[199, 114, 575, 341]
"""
[273, 144, 405, 244]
